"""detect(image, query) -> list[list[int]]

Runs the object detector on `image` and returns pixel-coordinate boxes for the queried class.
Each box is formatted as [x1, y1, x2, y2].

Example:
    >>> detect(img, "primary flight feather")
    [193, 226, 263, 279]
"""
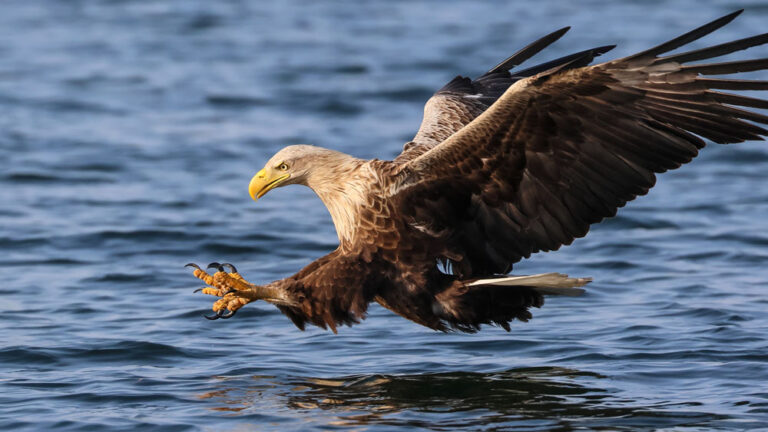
[188, 10, 768, 333]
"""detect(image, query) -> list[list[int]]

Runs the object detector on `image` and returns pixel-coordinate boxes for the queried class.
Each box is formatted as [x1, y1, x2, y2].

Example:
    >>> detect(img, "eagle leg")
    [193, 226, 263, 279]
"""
[186, 262, 259, 319]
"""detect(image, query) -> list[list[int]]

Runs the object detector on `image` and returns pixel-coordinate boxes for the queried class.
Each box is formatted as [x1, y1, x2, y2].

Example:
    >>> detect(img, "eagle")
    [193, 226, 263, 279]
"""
[187, 10, 768, 333]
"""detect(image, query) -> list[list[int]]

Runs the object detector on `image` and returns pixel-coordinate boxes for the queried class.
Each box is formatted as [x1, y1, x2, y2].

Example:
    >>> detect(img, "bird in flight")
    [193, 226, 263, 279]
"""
[187, 10, 768, 332]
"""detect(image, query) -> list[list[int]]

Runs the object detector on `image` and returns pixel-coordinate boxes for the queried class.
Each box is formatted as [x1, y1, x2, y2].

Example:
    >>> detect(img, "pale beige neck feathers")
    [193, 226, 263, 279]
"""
[304, 152, 374, 247]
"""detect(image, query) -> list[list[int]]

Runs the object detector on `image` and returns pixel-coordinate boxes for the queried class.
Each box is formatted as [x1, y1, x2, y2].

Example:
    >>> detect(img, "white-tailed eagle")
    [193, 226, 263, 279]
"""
[187, 10, 768, 332]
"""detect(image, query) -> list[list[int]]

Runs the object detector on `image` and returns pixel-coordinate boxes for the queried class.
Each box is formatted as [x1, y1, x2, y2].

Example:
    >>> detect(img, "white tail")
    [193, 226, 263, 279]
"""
[467, 272, 591, 296]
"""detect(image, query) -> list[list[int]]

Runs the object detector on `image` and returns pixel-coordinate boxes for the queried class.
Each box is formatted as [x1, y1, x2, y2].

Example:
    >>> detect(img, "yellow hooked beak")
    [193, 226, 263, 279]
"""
[248, 168, 290, 201]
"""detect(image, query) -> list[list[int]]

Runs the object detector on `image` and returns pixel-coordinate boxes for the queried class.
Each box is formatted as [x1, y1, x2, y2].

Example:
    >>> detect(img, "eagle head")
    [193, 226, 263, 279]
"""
[248, 145, 320, 200]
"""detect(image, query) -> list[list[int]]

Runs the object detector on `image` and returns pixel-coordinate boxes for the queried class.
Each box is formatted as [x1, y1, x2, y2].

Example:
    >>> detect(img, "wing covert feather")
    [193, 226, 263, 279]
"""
[395, 29, 614, 163]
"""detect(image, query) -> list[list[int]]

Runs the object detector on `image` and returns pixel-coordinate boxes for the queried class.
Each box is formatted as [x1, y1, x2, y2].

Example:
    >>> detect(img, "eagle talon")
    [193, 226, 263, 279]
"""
[185, 263, 201, 270]
[219, 309, 237, 319]
[187, 260, 256, 319]
[207, 262, 224, 272]
[205, 309, 228, 320]
[204, 308, 237, 320]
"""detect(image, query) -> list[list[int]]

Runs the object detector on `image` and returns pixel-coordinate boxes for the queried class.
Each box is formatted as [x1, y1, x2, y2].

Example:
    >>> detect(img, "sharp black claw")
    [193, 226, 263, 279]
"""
[185, 263, 201, 270]
[219, 309, 237, 319]
[222, 288, 239, 295]
[207, 262, 226, 272]
[204, 309, 236, 320]
[193, 287, 205, 293]
[204, 309, 225, 320]
[221, 263, 238, 273]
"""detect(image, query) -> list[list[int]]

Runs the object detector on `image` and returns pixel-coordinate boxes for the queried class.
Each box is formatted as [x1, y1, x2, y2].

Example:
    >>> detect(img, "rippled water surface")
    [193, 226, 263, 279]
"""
[2, 1, 768, 430]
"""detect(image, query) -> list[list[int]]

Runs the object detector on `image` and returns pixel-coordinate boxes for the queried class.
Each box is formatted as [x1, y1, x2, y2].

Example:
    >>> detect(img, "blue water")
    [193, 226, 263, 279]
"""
[2, 0, 768, 430]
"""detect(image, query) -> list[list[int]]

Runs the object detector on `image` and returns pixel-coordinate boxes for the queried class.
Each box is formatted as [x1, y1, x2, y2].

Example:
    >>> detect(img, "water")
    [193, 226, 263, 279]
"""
[2, 0, 768, 430]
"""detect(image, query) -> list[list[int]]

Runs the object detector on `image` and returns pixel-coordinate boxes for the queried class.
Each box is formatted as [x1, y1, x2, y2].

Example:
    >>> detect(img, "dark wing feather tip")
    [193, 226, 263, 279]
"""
[512, 45, 616, 78]
[487, 26, 571, 74]
[658, 32, 768, 65]
[681, 58, 768, 75]
[698, 78, 768, 90]
[625, 9, 744, 60]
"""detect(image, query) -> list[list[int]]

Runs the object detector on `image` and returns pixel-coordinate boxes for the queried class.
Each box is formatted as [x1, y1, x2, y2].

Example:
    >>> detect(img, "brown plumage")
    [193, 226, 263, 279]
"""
[190, 10, 768, 333]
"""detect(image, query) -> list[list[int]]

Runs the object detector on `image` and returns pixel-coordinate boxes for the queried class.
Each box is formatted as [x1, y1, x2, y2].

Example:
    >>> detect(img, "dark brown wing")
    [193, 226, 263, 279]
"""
[392, 10, 768, 278]
[395, 29, 614, 162]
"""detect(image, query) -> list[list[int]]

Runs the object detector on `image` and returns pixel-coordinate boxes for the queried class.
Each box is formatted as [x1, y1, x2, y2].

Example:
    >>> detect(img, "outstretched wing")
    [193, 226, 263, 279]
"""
[395, 28, 614, 162]
[392, 10, 768, 278]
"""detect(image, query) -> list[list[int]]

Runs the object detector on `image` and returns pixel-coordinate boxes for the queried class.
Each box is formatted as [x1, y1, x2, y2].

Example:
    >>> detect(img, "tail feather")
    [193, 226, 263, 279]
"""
[467, 273, 591, 296]
[431, 273, 590, 332]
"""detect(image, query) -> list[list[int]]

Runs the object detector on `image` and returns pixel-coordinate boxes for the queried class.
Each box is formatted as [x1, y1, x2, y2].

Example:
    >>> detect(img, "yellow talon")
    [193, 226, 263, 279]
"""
[188, 262, 258, 320]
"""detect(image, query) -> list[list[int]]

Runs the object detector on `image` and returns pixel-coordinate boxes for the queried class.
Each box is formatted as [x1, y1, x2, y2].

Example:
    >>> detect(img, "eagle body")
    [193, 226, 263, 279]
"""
[190, 11, 768, 333]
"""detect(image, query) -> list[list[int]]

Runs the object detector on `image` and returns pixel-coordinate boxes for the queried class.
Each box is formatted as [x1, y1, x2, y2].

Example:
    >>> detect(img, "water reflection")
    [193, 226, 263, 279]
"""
[197, 367, 719, 429]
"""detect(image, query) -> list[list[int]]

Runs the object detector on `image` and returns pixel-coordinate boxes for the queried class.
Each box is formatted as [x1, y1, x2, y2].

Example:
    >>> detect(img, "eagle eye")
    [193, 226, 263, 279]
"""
[279, 163, 289, 171]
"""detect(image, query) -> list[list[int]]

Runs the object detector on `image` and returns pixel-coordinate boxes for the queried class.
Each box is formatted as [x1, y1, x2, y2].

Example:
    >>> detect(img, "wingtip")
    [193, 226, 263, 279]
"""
[595, 45, 617, 55]
[713, 9, 744, 28]
[625, 9, 747, 61]
[486, 26, 573, 74]
[718, 9, 744, 26]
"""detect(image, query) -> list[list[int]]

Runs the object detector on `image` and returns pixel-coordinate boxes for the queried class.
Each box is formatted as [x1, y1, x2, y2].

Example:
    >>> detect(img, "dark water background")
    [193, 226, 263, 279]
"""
[2, 1, 768, 430]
